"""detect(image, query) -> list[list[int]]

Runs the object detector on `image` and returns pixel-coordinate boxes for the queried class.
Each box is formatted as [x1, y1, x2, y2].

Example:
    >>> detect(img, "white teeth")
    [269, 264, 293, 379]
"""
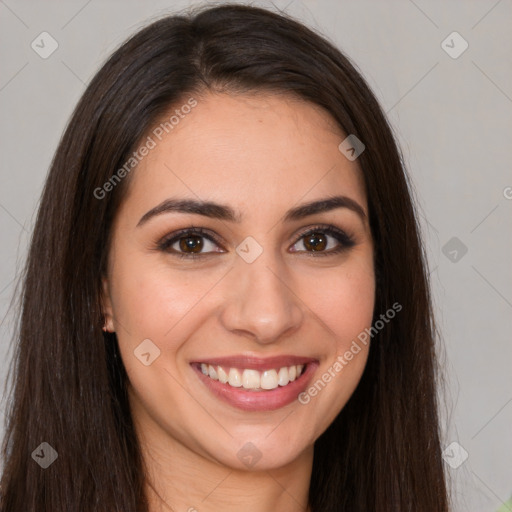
[260, 369, 278, 390]
[228, 368, 243, 387]
[217, 366, 229, 384]
[208, 364, 218, 380]
[277, 367, 289, 386]
[242, 369, 260, 389]
[199, 363, 306, 390]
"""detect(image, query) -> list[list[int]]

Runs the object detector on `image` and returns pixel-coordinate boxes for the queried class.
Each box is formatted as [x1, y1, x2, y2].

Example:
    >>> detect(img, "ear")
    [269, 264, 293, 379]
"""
[101, 275, 115, 333]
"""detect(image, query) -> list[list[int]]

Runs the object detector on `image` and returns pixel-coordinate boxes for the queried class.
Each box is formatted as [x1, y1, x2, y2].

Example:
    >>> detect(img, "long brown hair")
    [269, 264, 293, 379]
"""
[0, 4, 449, 511]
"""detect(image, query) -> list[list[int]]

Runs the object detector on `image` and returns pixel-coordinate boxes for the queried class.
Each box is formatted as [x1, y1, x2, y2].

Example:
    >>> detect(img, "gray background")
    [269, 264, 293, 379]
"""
[0, 1, 511, 510]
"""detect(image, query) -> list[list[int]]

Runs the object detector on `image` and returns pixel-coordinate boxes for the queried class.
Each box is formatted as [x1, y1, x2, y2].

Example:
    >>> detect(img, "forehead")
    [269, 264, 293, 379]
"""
[123, 92, 368, 223]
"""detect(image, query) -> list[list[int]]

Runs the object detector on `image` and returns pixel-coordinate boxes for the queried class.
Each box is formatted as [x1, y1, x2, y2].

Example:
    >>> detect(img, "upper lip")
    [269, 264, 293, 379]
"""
[190, 354, 318, 371]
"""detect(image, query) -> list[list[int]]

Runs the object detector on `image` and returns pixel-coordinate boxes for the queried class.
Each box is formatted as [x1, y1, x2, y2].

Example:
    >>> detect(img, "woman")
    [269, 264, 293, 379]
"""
[0, 4, 449, 511]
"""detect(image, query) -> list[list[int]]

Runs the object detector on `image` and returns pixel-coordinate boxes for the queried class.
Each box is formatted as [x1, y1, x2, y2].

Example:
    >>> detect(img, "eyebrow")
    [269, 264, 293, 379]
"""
[136, 195, 367, 227]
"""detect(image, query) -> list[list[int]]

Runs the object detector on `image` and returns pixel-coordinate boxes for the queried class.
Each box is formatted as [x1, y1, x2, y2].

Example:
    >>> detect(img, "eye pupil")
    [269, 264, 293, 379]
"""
[179, 236, 203, 253]
[304, 232, 327, 251]
[162, 226, 350, 259]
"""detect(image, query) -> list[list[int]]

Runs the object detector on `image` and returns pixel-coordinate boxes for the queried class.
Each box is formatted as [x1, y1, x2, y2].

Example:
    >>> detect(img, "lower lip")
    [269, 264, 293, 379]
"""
[191, 362, 319, 412]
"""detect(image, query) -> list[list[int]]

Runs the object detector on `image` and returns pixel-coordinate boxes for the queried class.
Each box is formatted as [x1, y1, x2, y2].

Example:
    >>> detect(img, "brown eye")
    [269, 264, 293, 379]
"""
[157, 228, 225, 259]
[291, 225, 355, 256]
[157, 225, 355, 260]
[178, 235, 204, 253]
[302, 232, 328, 251]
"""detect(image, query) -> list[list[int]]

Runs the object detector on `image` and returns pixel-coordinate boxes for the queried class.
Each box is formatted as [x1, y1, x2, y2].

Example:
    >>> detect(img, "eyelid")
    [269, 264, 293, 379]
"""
[290, 224, 356, 256]
[156, 224, 355, 258]
[293, 224, 354, 245]
[156, 226, 225, 253]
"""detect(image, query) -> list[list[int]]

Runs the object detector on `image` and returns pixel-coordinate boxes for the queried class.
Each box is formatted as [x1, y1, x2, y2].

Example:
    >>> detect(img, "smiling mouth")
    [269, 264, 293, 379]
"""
[197, 363, 307, 391]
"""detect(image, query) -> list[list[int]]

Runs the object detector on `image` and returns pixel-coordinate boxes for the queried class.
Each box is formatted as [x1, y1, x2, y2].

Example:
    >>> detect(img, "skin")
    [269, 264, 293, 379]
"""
[101, 92, 375, 512]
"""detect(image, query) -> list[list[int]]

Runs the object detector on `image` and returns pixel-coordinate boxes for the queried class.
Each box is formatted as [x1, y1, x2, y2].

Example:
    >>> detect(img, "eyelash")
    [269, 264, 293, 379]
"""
[156, 224, 356, 260]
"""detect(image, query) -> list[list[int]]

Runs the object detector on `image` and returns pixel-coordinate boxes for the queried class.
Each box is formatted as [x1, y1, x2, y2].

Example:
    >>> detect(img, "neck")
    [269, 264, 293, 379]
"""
[134, 411, 313, 512]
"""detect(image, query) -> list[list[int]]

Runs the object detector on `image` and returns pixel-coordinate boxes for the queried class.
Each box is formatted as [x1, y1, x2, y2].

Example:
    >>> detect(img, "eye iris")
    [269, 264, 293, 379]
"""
[179, 235, 203, 253]
[304, 232, 327, 251]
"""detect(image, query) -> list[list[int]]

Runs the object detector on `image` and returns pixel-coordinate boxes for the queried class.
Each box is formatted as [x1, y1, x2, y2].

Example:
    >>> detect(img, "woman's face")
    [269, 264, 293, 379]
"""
[102, 92, 375, 470]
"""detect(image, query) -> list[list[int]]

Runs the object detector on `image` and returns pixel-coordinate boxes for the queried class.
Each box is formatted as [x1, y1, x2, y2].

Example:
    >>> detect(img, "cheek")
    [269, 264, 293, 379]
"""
[111, 254, 202, 337]
[106, 256, 196, 391]
[111, 245, 375, 366]
[296, 255, 375, 412]
[108, 257, 200, 425]
[300, 254, 376, 349]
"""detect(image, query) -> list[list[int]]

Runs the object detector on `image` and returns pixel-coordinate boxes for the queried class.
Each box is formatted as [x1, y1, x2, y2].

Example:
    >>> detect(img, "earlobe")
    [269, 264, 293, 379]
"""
[100, 276, 115, 333]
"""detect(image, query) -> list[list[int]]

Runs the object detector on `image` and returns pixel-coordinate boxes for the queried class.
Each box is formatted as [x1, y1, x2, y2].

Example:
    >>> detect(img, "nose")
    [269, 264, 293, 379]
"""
[219, 250, 304, 345]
